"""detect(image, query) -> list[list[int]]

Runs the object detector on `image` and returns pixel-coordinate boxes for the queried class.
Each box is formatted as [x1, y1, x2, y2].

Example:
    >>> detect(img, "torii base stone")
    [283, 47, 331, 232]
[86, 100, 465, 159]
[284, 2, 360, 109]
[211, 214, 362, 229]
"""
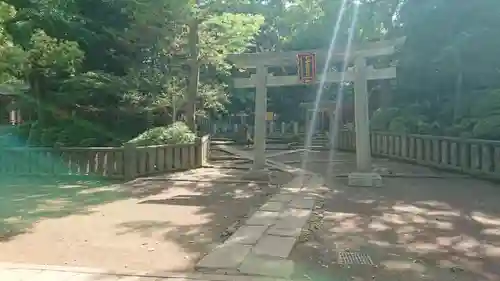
[348, 172, 382, 187]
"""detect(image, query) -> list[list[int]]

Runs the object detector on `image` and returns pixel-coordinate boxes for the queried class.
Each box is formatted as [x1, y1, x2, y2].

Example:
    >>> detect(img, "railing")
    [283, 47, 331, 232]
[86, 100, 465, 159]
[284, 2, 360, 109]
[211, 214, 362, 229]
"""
[206, 121, 305, 137]
[0, 135, 211, 180]
[337, 130, 500, 179]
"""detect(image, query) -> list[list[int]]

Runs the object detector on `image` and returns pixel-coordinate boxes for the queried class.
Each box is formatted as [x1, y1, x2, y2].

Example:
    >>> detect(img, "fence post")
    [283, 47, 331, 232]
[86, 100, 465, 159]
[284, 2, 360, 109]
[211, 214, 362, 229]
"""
[124, 142, 137, 181]
[293, 122, 299, 135]
[201, 135, 210, 166]
[195, 136, 209, 167]
[195, 137, 202, 167]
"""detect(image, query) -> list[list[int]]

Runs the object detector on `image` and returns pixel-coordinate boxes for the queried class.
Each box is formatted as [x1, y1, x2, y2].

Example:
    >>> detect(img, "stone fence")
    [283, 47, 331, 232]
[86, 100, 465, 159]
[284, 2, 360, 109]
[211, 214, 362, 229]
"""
[0, 135, 210, 180]
[337, 130, 500, 179]
[199, 120, 305, 137]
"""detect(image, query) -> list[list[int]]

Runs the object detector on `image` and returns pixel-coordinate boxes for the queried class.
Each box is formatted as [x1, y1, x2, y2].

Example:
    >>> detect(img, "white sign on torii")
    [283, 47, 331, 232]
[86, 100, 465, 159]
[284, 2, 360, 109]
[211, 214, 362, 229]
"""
[227, 38, 405, 186]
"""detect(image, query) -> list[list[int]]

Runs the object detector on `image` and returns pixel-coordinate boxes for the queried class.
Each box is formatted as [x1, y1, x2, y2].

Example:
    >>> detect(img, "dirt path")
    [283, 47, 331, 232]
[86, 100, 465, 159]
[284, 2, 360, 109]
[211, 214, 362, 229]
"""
[0, 152, 292, 273]
[269, 151, 500, 281]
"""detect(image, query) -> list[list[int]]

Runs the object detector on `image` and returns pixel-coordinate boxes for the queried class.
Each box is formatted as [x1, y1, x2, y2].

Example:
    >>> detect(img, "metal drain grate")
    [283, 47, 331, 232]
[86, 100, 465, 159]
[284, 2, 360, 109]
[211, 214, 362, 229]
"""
[337, 251, 374, 265]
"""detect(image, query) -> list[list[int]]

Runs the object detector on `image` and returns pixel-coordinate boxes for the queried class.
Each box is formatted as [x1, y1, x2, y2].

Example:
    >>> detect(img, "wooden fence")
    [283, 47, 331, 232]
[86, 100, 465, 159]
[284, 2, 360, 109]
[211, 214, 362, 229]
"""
[337, 130, 500, 179]
[0, 135, 210, 180]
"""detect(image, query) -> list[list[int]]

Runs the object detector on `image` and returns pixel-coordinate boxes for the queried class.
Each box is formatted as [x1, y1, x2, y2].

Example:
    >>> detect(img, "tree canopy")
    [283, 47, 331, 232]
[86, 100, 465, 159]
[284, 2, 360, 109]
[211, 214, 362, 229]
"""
[0, 0, 499, 145]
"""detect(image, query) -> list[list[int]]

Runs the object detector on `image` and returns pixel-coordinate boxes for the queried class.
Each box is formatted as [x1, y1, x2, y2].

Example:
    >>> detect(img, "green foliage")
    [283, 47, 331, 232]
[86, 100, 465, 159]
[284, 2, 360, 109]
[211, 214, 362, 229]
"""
[458, 89, 500, 140]
[39, 127, 60, 146]
[200, 13, 264, 69]
[444, 118, 477, 137]
[52, 122, 104, 147]
[0, 0, 266, 147]
[27, 30, 84, 76]
[371, 105, 441, 135]
[17, 120, 111, 147]
[0, 2, 26, 85]
[470, 90, 500, 119]
[370, 108, 400, 131]
[472, 116, 500, 140]
[127, 122, 196, 146]
[388, 116, 409, 133]
[0, 0, 500, 146]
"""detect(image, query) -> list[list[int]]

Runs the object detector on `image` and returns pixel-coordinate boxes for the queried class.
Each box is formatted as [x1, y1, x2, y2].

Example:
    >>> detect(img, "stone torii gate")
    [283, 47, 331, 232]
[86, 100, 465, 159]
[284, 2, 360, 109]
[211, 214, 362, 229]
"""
[228, 38, 405, 186]
[300, 101, 337, 136]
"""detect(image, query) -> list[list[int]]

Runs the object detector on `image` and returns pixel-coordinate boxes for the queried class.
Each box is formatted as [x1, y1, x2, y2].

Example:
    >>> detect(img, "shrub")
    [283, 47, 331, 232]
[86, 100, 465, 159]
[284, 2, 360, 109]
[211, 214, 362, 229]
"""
[473, 115, 500, 140]
[40, 127, 61, 146]
[370, 107, 400, 131]
[127, 122, 196, 146]
[388, 116, 409, 133]
[27, 121, 42, 145]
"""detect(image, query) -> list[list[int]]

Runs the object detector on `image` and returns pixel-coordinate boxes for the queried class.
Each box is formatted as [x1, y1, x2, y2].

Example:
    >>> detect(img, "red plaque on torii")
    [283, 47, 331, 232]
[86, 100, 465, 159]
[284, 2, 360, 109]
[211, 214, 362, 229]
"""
[297, 52, 316, 84]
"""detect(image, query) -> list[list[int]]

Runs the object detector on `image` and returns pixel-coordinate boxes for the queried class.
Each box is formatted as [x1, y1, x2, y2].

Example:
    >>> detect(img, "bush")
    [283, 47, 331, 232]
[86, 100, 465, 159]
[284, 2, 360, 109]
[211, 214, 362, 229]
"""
[370, 107, 400, 131]
[388, 116, 409, 133]
[27, 121, 42, 145]
[473, 115, 500, 140]
[40, 127, 61, 146]
[127, 122, 196, 146]
[444, 118, 477, 137]
[470, 89, 500, 119]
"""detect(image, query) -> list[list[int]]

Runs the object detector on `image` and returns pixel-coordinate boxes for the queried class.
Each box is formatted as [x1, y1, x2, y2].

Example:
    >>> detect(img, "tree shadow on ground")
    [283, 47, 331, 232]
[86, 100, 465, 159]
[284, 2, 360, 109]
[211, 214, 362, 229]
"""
[287, 154, 500, 281]
[0, 148, 295, 273]
[0, 176, 128, 241]
[111, 167, 294, 271]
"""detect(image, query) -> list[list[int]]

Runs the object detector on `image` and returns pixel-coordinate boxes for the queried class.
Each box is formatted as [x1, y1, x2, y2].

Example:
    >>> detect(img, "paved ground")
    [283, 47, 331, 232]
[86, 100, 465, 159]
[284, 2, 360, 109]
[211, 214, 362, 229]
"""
[4, 143, 500, 281]
[267, 150, 500, 281]
[193, 144, 324, 278]
[0, 262, 289, 281]
[0, 150, 292, 275]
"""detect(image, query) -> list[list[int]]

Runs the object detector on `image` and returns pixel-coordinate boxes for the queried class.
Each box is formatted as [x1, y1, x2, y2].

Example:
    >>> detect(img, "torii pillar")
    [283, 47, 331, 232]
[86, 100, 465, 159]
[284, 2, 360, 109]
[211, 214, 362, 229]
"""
[347, 56, 381, 187]
[253, 65, 268, 170]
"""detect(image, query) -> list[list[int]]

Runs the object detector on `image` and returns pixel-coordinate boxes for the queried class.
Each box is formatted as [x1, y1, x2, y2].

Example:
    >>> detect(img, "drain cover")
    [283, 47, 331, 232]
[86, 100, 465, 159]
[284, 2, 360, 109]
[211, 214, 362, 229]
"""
[337, 251, 374, 265]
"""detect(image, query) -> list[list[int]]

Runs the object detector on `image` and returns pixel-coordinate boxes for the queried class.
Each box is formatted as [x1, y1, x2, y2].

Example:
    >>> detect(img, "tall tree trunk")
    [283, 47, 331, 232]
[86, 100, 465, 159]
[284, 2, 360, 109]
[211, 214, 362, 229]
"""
[28, 77, 42, 145]
[453, 51, 464, 122]
[172, 99, 177, 124]
[34, 78, 44, 127]
[453, 70, 464, 121]
[186, 17, 199, 132]
[379, 79, 393, 109]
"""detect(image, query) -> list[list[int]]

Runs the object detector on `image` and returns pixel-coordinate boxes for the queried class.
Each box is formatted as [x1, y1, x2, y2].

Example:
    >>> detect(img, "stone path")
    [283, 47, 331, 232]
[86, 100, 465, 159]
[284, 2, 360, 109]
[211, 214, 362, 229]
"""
[195, 145, 326, 278]
[0, 262, 288, 281]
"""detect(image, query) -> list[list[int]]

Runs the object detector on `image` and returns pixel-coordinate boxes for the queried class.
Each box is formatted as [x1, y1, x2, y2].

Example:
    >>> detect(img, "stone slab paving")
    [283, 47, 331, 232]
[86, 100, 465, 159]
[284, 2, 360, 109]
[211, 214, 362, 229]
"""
[238, 254, 295, 278]
[196, 145, 326, 278]
[226, 225, 269, 245]
[259, 201, 286, 212]
[252, 235, 296, 258]
[0, 263, 288, 281]
[266, 225, 302, 237]
[195, 244, 253, 270]
[245, 211, 280, 226]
